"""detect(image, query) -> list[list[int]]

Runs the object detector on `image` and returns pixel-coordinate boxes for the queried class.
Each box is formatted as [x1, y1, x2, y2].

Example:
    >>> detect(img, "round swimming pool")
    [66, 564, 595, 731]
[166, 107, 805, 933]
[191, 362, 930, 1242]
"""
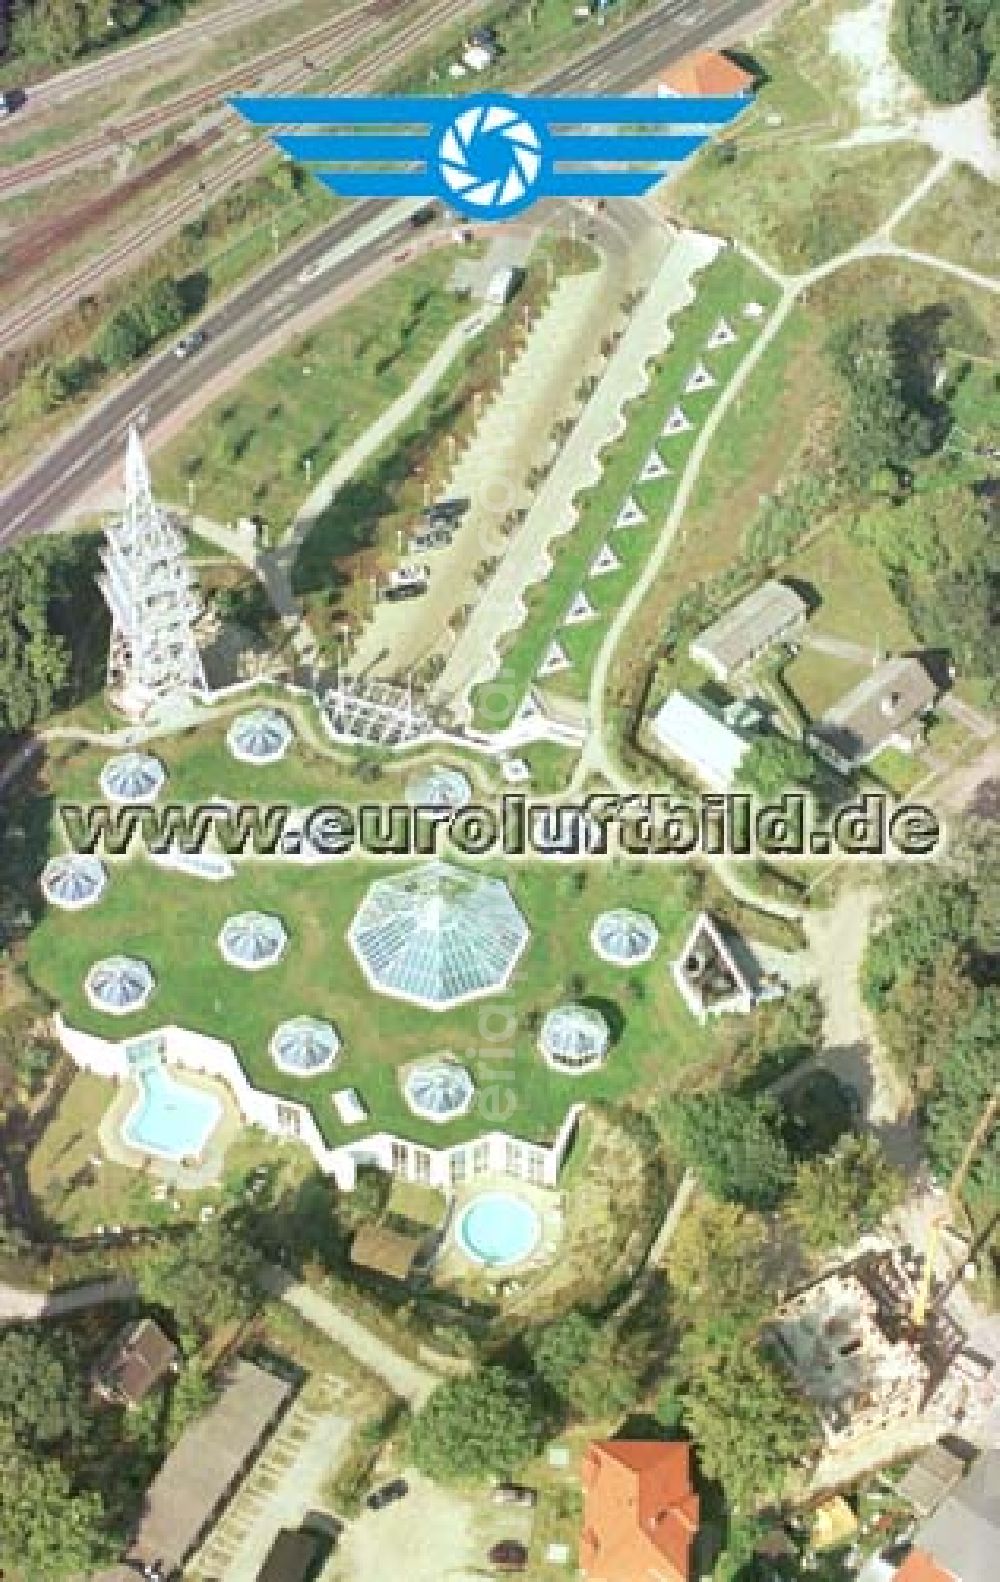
[456, 1192, 542, 1268]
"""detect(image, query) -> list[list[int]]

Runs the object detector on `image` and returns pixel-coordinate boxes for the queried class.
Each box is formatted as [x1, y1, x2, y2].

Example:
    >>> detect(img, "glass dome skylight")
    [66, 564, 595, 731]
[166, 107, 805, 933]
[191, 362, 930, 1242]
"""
[99, 752, 166, 804]
[270, 1017, 340, 1075]
[405, 764, 473, 813]
[85, 956, 155, 1015]
[539, 1004, 610, 1072]
[218, 911, 288, 970]
[348, 860, 529, 1010]
[590, 909, 659, 967]
[41, 854, 108, 911]
[226, 709, 294, 765]
[403, 1060, 475, 1123]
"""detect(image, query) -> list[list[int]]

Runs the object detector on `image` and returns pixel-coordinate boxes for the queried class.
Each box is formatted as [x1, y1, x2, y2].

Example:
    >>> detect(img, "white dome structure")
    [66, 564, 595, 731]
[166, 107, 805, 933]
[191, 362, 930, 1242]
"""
[226, 709, 294, 765]
[405, 764, 473, 814]
[99, 752, 166, 804]
[85, 956, 155, 1015]
[270, 1017, 340, 1075]
[590, 909, 659, 967]
[41, 854, 108, 911]
[218, 911, 288, 970]
[539, 1004, 610, 1073]
[403, 1060, 475, 1123]
[348, 860, 529, 1010]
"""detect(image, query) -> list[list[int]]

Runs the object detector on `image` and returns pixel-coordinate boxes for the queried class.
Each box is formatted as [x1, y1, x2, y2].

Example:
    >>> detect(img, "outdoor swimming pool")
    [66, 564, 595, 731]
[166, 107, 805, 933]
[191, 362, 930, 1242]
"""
[456, 1192, 542, 1268]
[122, 1062, 223, 1162]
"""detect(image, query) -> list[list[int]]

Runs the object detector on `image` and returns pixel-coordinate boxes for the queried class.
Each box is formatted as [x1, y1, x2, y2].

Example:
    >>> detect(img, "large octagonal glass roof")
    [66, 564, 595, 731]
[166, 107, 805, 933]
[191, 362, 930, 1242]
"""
[41, 854, 108, 911]
[218, 911, 288, 970]
[539, 1004, 610, 1071]
[405, 764, 473, 812]
[85, 956, 155, 1015]
[348, 861, 529, 1009]
[226, 709, 294, 764]
[404, 1060, 475, 1122]
[99, 752, 166, 803]
[270, 1016, 340, 1075]
[590, 909, 659, 966]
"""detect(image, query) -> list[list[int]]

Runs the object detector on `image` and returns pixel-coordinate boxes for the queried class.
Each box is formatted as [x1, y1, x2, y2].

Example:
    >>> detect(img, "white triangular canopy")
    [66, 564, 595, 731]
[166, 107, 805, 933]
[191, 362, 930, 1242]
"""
[588, 543, 621, 579]
[640, 448, 671, 483]
[537, 640, 571, 677]
[662, 405, 693, 437]
[564, 590, 596, 626]
[516, 689, 542, 723]
[707, 316, 737, 349]
[685, 361, 717, 394]
[614, 495, 646, 530]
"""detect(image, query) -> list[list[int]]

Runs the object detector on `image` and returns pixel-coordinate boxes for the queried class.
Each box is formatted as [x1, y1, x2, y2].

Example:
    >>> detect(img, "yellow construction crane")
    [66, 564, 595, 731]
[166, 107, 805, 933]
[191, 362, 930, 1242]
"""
[912, 1086, 999, 1329]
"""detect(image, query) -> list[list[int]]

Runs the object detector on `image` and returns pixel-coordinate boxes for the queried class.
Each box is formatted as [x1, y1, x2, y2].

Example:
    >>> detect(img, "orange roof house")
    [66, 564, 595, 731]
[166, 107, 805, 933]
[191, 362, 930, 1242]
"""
[893, 1552, 958, 1582]
[658, 50, 756, 97]
[580, 1440, 700, 1582]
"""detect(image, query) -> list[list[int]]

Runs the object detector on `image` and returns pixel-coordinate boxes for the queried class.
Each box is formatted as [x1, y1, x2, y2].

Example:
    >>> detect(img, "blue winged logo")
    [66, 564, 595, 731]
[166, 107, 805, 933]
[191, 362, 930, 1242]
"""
[230, 92, 746, 220]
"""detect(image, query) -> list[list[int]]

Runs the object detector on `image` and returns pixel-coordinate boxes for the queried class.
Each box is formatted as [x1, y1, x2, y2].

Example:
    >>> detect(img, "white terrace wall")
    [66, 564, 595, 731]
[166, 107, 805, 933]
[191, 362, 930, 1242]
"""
[54, 1016, 582, 1194]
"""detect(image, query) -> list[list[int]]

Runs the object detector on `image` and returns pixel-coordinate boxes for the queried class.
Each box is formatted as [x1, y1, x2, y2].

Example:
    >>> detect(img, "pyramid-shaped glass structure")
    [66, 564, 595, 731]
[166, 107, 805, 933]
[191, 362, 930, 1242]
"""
[539, 1004, 610, 1071]
[85, 956, 155, 1015]
[270, 1016, 340, 1075]
[404, 1060, 475, 1122]
[227, 709, 294, 764]
[219, 911, 288, 970]
[99, 752, 166, 803]
[348, 861, 529, 1009]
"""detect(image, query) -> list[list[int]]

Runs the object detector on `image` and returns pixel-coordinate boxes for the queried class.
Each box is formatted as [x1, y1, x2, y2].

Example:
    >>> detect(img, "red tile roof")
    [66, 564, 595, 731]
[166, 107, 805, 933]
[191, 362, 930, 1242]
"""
[580, 1440, 699, 1582]
[659, 51, 756, 97]
[894, 1552, 959, 1582]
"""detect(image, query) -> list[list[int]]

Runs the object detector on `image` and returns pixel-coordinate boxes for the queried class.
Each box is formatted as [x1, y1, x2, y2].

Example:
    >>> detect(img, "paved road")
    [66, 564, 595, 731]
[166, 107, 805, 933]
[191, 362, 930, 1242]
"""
[0, 1275, 134, 1323]
[0, 0, 777, 548]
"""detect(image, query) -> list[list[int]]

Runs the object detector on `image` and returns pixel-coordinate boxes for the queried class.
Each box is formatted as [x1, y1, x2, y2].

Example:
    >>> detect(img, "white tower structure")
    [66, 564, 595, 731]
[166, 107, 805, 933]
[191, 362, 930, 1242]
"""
[100, 426, 206, 718]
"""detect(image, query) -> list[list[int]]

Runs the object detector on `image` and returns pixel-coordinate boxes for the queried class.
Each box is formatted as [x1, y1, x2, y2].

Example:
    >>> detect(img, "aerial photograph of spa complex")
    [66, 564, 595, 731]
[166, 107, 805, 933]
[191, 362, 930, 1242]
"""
[0, 0, 997, 1579]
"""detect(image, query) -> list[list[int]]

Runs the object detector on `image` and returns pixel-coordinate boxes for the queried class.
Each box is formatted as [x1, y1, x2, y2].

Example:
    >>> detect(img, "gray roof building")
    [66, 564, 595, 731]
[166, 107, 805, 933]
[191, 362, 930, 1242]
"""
[808, 656, 940, 772]
[689, 579, 808, 680]
[907, 1448, 1000, 1582]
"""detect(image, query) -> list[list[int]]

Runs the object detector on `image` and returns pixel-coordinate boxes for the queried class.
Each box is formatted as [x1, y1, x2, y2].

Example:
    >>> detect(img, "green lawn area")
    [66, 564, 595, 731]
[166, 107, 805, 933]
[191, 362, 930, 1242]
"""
[470, 250, 779, 727]
[28, 731, 721, 1158]
[668, 137, 936, 274]
[153, 249, 470, 531]
[895, 164, 1000, 277]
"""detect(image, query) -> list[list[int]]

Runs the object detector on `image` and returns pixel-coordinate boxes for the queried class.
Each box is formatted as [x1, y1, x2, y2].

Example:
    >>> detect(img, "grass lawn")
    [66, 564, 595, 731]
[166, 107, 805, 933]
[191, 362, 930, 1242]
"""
[153, 249, 470, 531]
[895, 164, 1000, 277]
[470, 250, 779, 727]
[28, 731, 721, 1158]
[667, 137, 935, 274]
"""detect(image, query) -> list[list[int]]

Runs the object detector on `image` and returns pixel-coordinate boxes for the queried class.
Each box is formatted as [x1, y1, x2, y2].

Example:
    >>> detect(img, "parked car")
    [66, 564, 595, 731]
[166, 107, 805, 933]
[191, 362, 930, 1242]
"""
[0, 90, 17, 117]
[367, 1478, 408, 1511]
[489, 1540, 529, 1572]
[174, 330, 207, 359]
[492, 1484, 537, 1508]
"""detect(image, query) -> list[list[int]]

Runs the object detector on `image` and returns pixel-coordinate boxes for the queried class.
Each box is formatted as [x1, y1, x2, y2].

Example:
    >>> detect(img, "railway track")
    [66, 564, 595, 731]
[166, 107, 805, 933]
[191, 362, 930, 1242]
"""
[0, 0, 409, 199]
[0, 0, 487, 355]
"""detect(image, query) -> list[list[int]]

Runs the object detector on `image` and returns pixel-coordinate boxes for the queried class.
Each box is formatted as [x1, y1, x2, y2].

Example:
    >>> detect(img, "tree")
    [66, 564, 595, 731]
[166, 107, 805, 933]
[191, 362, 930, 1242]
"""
[926, 993, 1000, 1204]
[531, 1313, 639, 1422]
[892, 0, 986, 103]
[98, 307, 149, 369]
[666, 1093, 793, 1209]
[877, 945, 979, 1090]
[667, 1199, 770, 1323]
[862, 873, 976, 1011]
[138, 1218, 263, 1338]
[786, 1135, 905, 1255]
[0, 1329, 88, 1450]
[736, 736, 825, 800]
[0, 536, 101, 737]
[136, 276, 187, 341]
[0, 1423, 112, 1579]
[677, 1325, 818, 1510]
[409, 1367, 542, 1483]
[828, 315, 937, 486]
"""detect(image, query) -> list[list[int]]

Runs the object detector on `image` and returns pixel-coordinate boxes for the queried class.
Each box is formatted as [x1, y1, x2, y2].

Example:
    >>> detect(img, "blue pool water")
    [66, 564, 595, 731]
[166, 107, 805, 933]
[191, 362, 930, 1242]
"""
[122, 1063, 223, 1161]
[457, 1193, 542, 1268]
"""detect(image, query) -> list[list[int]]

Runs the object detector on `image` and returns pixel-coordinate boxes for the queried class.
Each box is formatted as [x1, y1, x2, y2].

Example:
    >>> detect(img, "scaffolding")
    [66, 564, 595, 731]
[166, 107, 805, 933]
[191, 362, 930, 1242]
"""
[100, 426, 206, 718]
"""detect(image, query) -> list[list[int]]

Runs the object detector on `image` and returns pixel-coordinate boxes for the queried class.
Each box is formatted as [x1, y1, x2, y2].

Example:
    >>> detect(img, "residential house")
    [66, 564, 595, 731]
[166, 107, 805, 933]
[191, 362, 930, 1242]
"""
[807, 656, 941, 773]
[892, 1450, 1000, 1582]
[658, 50, 756, 97]
[92, 1318, 179, 1410]
[689, 580, 809, 681]
[651, 690, 749, 790]
[580, 1440, 700, 1582]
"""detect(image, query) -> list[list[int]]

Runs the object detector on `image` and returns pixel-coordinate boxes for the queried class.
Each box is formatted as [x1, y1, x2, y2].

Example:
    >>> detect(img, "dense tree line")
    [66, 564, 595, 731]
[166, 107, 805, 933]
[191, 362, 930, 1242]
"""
[0, 534, 106, 741]
[891, 0, 999, 107]
[8, 0, 190, 67]
[863, 839, 1000, 1204]
[827, 312, 945, 488]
